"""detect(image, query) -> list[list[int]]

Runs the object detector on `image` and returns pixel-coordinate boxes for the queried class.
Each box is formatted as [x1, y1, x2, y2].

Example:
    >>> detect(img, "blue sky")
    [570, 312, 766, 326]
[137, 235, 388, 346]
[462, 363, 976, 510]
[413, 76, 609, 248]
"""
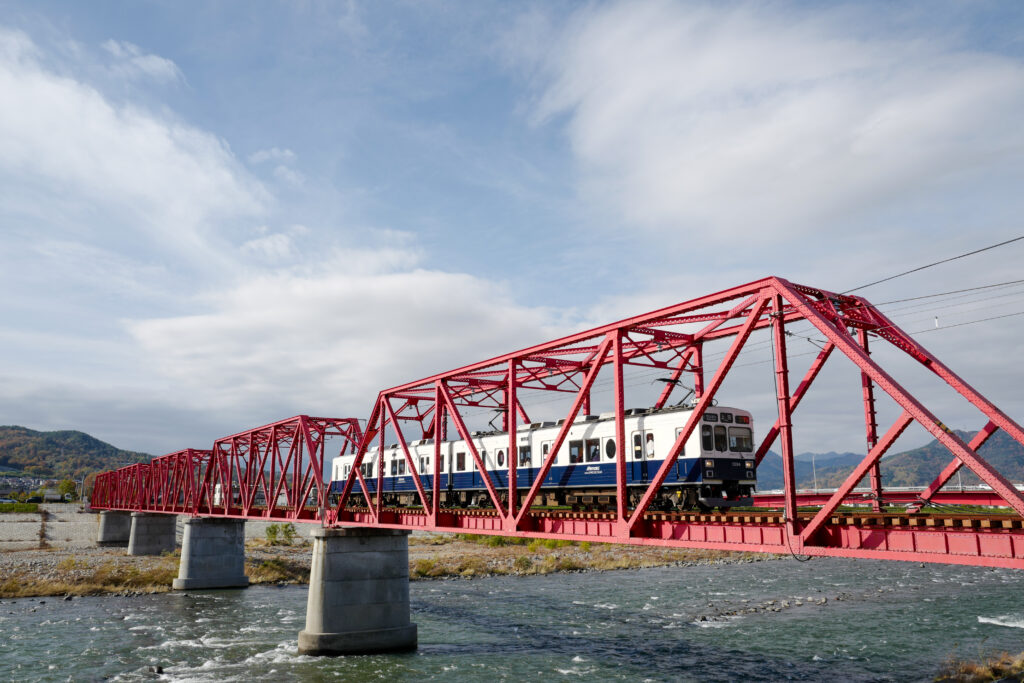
[2, 0, 1024, 457]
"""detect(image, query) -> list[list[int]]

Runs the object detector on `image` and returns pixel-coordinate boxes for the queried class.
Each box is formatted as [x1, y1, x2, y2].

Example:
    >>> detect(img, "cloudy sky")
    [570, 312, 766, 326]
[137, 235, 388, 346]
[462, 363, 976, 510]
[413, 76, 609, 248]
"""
[1, 0, 1023, 458]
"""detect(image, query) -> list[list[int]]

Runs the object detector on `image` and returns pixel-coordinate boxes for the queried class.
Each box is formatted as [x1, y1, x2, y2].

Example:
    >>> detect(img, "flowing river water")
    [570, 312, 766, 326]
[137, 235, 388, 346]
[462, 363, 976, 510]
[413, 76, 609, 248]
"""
[2, 556, 1023, 682]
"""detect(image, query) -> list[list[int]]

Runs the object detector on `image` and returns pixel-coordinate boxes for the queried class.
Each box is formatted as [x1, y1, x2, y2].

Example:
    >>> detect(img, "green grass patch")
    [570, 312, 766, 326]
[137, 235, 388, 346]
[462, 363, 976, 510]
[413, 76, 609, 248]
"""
[454, 533, 530, 547]
[0, 502, 38, 513]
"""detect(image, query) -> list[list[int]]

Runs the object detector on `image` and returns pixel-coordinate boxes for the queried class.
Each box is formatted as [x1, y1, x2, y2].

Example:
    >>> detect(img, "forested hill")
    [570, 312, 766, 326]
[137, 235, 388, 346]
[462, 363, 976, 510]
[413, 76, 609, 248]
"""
[0, 426, 151, 479]
[757, 429, 1024, 490]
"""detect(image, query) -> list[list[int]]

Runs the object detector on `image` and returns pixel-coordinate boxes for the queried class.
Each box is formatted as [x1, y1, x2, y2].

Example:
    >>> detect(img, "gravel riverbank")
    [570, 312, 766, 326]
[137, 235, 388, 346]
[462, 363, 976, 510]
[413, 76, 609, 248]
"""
[0, 508, 776, 597]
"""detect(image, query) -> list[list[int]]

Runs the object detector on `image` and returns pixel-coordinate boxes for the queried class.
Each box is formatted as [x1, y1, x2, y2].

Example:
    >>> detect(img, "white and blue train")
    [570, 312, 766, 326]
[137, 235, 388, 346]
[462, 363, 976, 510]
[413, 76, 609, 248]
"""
[329, 404, 756, 511]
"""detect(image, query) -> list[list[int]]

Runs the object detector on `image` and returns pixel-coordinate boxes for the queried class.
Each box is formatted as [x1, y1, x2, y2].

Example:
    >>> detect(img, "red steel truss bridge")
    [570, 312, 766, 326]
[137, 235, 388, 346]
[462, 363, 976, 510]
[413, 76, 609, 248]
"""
[91, 276, 1024, 569]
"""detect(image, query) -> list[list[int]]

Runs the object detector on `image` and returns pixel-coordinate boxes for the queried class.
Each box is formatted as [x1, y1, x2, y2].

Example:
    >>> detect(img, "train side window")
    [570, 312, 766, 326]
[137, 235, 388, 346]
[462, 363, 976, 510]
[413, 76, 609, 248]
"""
[729, 427, 753, 453]
[645, 433, 655, 459]
[419, 457, 425, 473]
[390, 460, 397, 475]
[457, 452, 466, 471]
[440, 456, 446, 473]
[542, 442, 550, 458]
[569, 440, 583, 464]
[633, 433, 643, 460]
[399, 460, 406, 475]
[585, 438, 600, 462]
[497, 450, 505, 467]
[519, 445, 532, 466]
[714, 425, 727, 452]
[701, 425, 714, 452]
[604, 438, 616, 460]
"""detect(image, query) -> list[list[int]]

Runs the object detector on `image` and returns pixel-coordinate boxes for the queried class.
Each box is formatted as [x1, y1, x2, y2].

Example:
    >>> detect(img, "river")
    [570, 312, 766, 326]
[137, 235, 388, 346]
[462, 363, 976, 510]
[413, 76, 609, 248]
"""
[2, 556, 1023, 681]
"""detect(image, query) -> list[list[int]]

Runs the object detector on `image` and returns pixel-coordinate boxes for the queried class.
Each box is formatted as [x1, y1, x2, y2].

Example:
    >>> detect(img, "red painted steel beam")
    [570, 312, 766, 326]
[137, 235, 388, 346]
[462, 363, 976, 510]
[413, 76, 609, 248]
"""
[754, 488, 1024, 508]
[88, 277, 1024, 569]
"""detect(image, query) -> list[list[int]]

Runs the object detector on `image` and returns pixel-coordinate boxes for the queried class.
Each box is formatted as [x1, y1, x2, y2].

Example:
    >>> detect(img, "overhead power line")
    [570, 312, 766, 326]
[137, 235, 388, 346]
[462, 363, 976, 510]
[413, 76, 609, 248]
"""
[842, 236, 1024, 294]
[911, 310, 1024, 334]
[874, 278, 1024, 305]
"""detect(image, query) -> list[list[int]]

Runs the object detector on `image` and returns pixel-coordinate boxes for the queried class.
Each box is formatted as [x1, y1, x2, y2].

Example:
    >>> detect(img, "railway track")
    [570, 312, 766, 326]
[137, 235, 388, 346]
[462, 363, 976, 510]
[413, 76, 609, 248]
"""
[344, 507, 1024, 531]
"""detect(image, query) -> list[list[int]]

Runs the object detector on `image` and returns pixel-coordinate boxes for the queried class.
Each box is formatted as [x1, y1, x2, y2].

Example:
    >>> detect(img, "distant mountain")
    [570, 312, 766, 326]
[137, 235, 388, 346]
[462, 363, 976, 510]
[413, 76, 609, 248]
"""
[756, 429, 1024, 490]
[756, 451, 864, 490]
[0, 426, 151, 479]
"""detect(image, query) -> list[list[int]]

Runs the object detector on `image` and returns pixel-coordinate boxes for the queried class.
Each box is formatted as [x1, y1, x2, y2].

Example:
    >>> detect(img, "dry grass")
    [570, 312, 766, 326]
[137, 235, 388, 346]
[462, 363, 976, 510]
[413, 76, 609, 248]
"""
[408, 536, 767, 580]
[936, 651, 1024, 682]
[0, 556, 180, 598]
[245, 557, 309, 584]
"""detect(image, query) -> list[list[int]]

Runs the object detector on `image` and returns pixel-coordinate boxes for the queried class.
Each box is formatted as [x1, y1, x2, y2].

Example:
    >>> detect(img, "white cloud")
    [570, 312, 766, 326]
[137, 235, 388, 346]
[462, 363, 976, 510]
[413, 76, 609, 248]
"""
[526, 2, 1024, 241]
[249, 147, 297, 164]
[0, 28, 266, 261]
[273, 164, 305, 186]
[102, 39, 183, 83]
[240, 232, 296, 260]
[127, 249, 571, 419]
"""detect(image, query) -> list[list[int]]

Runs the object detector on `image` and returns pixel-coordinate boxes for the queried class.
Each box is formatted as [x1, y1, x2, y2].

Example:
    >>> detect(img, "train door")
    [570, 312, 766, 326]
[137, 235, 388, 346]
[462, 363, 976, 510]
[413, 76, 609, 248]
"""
[674, 428, 684, 478]
[631, 431, 649, 483]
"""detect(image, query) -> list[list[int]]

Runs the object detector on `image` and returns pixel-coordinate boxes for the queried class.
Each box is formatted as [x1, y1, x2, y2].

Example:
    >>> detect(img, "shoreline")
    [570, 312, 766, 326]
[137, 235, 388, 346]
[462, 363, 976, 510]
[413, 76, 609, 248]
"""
[0, 534, 776, 598]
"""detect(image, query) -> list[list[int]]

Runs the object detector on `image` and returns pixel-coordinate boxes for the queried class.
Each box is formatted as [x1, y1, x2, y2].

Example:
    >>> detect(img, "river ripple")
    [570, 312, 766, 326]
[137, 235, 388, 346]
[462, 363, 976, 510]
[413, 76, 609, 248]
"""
[1, 557, 1023, 682]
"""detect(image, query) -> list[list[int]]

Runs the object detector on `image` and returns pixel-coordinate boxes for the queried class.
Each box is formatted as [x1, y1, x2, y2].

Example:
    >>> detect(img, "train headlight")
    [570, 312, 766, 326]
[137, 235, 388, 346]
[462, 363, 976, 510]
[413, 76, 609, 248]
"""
[744, 460, 753, 469]
[704, 459, 714, 467]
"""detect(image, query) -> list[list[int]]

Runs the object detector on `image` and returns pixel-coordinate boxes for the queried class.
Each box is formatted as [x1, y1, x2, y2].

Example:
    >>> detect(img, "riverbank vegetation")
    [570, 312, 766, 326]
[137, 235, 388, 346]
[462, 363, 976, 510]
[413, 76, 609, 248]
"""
[0, 534, 770, 598]
[0, 502, 38, 513]
[0, 554, 180, 598]
[408, 533, 770, 579]
[936, 651, 1024, 682]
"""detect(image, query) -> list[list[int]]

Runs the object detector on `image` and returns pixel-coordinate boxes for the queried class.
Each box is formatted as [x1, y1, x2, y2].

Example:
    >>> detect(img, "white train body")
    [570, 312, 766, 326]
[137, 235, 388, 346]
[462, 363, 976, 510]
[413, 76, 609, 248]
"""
[329, 405, 756, 510]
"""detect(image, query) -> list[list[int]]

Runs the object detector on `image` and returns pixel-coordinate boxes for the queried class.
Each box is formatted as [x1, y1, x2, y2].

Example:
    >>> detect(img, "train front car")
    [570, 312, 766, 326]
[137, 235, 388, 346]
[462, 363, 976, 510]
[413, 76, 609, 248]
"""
[329, 405, 757, 512]
[689, 407, 756, 510]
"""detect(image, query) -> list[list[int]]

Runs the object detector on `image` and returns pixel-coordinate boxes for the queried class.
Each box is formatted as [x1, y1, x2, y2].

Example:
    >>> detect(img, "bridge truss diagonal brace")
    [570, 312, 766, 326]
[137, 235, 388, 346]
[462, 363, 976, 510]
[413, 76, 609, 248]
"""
[334, 402, 385, 525]
[908, 422, 999, 512]
[753, 341, 835, 466]
[868, 305, 1024, 448]
[440, 383, 508, 518]
[800, 411, 914, 544]
[383, 398, 433, 515]
[514, 336, 614, 529]
[627, 293, 772, 532]
[775, 279, 1024, 518]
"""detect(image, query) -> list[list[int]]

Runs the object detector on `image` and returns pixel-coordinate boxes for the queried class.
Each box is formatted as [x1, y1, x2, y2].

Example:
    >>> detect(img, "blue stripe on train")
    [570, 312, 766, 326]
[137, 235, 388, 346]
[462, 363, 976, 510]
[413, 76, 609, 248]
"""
[329, 458, 741, 495]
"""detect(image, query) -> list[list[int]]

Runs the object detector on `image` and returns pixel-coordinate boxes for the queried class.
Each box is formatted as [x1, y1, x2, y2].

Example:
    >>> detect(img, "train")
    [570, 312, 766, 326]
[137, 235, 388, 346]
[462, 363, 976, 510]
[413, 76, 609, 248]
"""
[329, 404, 756, 511]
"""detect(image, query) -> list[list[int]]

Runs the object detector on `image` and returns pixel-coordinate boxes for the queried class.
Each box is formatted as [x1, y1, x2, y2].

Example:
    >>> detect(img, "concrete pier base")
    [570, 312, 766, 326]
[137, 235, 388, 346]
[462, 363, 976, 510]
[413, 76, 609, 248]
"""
[127, 512, 177, 556]
[298, 528, 417, 656]
[96, 511, 132, 547]
[172, 517, 249, 590]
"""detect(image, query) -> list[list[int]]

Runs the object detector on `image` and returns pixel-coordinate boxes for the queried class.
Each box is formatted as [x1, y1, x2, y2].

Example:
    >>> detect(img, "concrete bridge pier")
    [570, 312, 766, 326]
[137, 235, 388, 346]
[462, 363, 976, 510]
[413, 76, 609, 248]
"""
[96, 511, 132, 547]
[298, 528, 417, 656]
[173, 517, 249, 590]
[127, 512, 177, 555]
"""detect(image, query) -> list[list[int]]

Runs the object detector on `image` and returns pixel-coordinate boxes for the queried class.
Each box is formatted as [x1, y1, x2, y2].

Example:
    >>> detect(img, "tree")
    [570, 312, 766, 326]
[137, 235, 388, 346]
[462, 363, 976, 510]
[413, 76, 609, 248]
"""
[83, 472, 97, 501]
[58, 478, 77, 501]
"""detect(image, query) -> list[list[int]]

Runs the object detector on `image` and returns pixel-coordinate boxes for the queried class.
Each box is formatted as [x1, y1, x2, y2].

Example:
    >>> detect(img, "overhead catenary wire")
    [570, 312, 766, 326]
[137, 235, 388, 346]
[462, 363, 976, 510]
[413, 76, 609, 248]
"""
[841, 235, 1024, 294]
[873, 278, 1024, 306]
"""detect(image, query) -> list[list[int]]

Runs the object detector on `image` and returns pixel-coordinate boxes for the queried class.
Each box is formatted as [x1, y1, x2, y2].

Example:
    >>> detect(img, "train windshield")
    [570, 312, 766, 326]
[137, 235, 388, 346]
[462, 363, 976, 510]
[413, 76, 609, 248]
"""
[714, 425, 727, 451]
[728, 427, 753, 452]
